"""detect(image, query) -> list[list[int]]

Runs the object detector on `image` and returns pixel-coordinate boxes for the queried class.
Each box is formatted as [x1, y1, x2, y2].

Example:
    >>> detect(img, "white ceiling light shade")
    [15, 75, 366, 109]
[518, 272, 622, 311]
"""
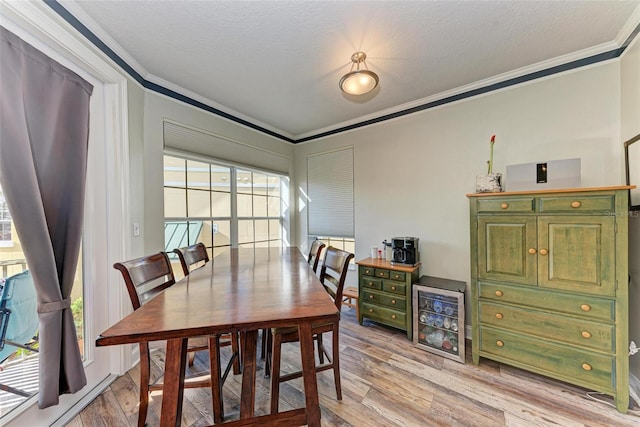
[339, 51, 379, 95]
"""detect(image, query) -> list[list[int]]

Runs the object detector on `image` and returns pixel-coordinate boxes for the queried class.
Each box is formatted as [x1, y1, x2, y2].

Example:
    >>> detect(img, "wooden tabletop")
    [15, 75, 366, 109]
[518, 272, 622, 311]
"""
[355, 257, 421, 272]
[97, 247, 336, 426]
[466, 185, 636, 198]
[97, 247, 339, 346]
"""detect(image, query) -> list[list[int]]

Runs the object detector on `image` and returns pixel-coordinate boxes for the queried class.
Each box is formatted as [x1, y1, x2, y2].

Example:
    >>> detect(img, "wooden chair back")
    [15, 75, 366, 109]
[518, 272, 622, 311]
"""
[307, 239, 326, 273]
[113, 252, 175, 310]
[173, 242, 209, 276]
[319, 247, 354, 311]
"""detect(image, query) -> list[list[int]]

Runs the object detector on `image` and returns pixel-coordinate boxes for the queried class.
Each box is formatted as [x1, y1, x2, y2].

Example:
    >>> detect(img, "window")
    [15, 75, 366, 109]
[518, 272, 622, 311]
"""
[314, 236, 356, 266]
[163, 155, 288, 259]
[307, 147, 354, 238]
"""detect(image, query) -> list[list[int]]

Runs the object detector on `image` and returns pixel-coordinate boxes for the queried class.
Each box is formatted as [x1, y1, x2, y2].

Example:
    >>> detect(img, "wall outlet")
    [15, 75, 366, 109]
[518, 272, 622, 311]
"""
[630, 373, 640, 407]
[133, 222, 140, 237]
[212, 223, 218, 234]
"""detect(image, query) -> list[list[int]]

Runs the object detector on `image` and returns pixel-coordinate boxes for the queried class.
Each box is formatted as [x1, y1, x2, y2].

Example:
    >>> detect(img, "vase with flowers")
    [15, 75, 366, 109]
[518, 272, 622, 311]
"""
[475, 134, 503, 193]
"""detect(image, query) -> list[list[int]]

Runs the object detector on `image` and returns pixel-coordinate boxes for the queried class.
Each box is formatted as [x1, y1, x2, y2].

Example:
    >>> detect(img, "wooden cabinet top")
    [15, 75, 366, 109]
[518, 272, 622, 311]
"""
[356, 257, 421, 272]
[466, 185, 635, 198]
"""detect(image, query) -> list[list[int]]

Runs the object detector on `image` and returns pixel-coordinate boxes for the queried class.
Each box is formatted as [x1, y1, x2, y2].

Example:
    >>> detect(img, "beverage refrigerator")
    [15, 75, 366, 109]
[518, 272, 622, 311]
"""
[412, 275, 466, 363]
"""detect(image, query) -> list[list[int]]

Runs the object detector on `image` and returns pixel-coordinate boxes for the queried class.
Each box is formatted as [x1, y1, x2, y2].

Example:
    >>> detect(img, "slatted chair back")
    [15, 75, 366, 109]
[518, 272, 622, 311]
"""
[307, 239, 326, 273]
[113, 252, 175, 310]
[173, 242, 209, 276]
[319, 247, 354, 311]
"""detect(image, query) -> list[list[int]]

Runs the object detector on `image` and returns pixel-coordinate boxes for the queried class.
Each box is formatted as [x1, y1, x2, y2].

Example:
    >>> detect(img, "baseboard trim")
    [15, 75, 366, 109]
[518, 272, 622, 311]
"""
[50, 374, 119, 427]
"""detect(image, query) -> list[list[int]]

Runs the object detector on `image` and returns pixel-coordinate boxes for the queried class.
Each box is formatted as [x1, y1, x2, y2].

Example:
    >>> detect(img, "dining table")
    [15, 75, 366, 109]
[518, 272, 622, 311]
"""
[96, 247, 339, 427]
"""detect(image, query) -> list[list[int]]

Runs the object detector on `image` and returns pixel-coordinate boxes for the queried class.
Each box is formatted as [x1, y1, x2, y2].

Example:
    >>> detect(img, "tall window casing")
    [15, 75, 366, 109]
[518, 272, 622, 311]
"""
[163, 154, 288, 257]
[307, 147, 354, 238]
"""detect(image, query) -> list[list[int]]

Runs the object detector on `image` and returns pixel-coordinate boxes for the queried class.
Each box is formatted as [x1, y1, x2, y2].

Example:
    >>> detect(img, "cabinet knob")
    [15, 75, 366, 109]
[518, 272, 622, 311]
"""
[582, 363, 592, 371]
[391, 286, 397, 291]
[495, 313, 503, 319]
[539, 249, 548, 256]
[379, 272, 384, 276]
[391, 314, 397, 320]
[581, 331, 592, 339]
[571, 201, 582, 208]
[369, 308, 374, 313]
[394, 274, 399, 279]
[528, 248, 537, 254]
[368, 282, 374, 286]
[391, 299, 396, 304]
[496, 340, 504, 347]
[495, 290, 503, 297]
[369, 295, 374, 299]
[500, 203, 508, 209]
[580, 304, 591, 312]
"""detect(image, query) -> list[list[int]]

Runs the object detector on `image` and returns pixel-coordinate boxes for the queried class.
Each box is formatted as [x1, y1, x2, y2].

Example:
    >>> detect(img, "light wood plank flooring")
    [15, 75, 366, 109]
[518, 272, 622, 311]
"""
[68, 308, 640, 426]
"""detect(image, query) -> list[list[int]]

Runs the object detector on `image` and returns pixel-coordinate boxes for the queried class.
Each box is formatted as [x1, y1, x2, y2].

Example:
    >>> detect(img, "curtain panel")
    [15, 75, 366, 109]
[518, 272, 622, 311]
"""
[0, 27, 93, 408]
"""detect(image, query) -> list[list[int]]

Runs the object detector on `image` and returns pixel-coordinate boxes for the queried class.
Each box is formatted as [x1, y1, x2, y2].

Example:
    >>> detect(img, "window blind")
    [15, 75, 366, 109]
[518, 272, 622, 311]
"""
[307, 147, 354, 238]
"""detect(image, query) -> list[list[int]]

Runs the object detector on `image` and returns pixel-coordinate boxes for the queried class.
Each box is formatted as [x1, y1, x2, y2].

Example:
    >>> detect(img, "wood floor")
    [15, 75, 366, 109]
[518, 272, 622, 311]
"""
[67, 308, 640, 426]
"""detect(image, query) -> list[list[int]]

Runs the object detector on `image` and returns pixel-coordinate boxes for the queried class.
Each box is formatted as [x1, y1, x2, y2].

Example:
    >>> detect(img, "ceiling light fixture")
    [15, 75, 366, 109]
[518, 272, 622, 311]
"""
[339, 51, 379, 96]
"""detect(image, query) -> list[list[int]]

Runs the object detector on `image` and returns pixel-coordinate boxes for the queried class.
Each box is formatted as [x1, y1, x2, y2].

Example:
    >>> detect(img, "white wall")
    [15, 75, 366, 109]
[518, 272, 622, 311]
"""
[294, 61, 623, 318]
[138, 92, 295, 254]
[621, 34, 640, 379]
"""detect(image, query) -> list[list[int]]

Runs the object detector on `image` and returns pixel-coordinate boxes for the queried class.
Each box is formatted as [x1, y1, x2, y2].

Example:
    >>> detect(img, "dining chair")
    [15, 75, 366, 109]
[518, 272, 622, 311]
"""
[307, 239, 326, 273]
[173, 242, 241, 376]
[113, 252, 232, 426]
[268, 246, 354, 413]
[172, 242, 209, 276]
[261, 239, 326, 365]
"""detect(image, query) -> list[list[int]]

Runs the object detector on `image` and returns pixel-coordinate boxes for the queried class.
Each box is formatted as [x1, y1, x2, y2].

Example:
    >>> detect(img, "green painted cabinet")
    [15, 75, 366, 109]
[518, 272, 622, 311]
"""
[469, 187, 631, 413]
[356, 258, 420, 340]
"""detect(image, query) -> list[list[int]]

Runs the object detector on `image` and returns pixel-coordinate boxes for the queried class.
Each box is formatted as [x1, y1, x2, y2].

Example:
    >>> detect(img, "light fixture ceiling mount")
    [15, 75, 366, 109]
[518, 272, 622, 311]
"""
[339, 51, 379, 96]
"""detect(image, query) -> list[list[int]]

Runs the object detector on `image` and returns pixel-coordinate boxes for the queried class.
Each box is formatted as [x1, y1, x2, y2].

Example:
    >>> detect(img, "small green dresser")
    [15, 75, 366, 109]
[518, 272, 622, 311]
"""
[468, 186, 633, 413]
[357, 258, 420, 340]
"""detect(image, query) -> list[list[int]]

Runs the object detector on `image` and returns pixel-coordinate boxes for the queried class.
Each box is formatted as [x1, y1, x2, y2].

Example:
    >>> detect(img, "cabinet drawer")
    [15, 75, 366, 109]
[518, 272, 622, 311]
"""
[538, 195, 614, 213]
[382, 280, 406, 295]
[389, 271, 406, 281]
[374, 269, 390, 279]
[362, 289, 406, 310]
[362, 302, 406, 328]
[361, 266, 375, 276]
[479, 282, 614, 322]
[361, 277, 382, 290]
[480, 327, 614, 393]
[479, 302, 614, 352]
[477, 197, 535, 213]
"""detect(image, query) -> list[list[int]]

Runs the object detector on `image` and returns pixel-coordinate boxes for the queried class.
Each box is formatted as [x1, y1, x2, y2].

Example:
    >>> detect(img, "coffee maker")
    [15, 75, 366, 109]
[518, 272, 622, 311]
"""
[391, 237, 419, 266]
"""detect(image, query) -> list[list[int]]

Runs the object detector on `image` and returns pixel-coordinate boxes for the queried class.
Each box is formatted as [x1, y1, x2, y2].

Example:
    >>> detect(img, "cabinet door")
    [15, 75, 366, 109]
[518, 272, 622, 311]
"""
[478, 216, 537, 285]
[537, 216, 616, 296]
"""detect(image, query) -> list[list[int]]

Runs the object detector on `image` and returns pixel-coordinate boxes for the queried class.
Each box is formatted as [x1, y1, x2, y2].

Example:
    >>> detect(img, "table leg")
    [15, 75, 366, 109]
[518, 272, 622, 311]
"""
[240, 329, 258, 419]
[161, 337, 188, 427]
[299, 322, 321, 427]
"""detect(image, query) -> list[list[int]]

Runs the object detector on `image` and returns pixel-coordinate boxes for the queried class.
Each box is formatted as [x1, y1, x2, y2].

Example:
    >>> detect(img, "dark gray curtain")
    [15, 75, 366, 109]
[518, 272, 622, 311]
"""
[0, 27, 93, 408]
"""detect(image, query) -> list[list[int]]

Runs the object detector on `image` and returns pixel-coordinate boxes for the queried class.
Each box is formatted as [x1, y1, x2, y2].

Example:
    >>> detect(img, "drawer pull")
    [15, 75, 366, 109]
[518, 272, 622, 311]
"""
[393, 274, 400, 279]
[571, 201, 582, 208]
[369, 308, 374, 313]
[495, 313, 503, 319]
[368, 282, 374, 286]
[379, 272, 384, 276]
[496, 340, 504, 347]
[528, 248, 537, 254]
[580, 304, 591, 312]
[391, 299, 396, 304]
[539, 249, 548, 256]
[369, 295, 374, 299]
[581, 331, 592, 339]
[582, 363, 592, 371]
[391, 314, 397, 320]
[495, 290, 503, 297]
[391, 286, 397, 291]
[501, 203, 508, 209]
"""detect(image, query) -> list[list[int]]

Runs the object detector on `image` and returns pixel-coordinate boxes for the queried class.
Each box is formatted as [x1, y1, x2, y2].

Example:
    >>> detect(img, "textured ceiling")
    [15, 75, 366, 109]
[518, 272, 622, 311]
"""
[64, 0, 640, 141]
